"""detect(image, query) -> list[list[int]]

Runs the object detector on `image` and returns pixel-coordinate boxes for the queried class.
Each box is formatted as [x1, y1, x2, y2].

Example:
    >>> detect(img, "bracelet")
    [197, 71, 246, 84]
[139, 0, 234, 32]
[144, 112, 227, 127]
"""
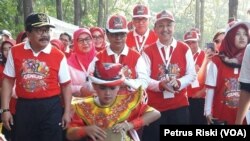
[131, 118, 144, 129]
[0, 109, 10, 114]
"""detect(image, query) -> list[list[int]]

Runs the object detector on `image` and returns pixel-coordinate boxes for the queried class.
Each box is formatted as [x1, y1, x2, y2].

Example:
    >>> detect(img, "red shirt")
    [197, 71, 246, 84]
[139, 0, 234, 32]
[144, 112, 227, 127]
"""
[187, 50, 205, 98]
[207, 56, 241, 124]
[126, 30, 158, 53]
[6, 43, 66, 99]
[144, 42, 190, 111]
[96, 48, 140, 79]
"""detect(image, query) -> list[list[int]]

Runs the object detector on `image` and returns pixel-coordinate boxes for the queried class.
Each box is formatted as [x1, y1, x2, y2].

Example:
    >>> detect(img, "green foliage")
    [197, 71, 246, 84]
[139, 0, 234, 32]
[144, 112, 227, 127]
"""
[0, 0, 19, 38]
[1, 0, 249, 41]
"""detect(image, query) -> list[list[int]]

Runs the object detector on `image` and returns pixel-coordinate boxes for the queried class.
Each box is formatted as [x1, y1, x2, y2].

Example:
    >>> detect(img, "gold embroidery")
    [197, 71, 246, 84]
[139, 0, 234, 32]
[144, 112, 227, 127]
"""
[73, 87, 142, 129]
[38, 14, 48, 22]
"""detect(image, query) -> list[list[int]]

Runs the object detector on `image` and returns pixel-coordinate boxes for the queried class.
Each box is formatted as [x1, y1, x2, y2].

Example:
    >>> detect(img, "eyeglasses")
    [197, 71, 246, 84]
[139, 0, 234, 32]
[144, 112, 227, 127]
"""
[133, 18, 148, 23]
[92, 35, 103, 40]
[77, 37, 91, 43]
[214, 39, 221, 44]
[33, 28, 51, 35]
[108, 32, 127, 38]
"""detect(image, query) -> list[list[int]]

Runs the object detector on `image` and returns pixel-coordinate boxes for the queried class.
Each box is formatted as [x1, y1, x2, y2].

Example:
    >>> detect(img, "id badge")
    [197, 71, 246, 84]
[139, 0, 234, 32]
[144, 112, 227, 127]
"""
[163, 83, 175, 99]
[191, 78, 199, 88]
[163, 90, 175, 99]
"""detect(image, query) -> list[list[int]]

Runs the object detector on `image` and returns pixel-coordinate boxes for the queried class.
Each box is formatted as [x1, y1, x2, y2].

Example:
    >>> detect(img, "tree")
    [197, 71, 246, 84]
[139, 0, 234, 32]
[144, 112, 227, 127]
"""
[74, 0, 81, 26]
[97, 0, 104, 27]
[229, 0, 238, 19]
[23, 0, 33, 21]
[195, 0, 200, 29]
[56, 0, 63, 20]
[200, 0, 204, 47]
[15, 0, 25, 32]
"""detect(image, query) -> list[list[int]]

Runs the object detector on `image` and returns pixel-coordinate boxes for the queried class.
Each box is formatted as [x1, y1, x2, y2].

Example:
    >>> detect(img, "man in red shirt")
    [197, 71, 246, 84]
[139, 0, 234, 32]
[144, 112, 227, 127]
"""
[88, 14, 149, 94]
[142, 10, 196, 141]
[126, 3, 157, 54]
[184, 30, 206, 124]
[1, 13, 72, 141]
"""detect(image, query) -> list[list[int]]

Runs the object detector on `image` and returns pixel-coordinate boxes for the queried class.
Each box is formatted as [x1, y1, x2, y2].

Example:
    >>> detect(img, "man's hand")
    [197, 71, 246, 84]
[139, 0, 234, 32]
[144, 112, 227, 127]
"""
[2, 111, 13, 131]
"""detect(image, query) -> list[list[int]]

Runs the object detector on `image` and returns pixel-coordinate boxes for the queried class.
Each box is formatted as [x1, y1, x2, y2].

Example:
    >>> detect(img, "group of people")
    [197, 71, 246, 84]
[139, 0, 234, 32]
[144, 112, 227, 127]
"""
[0, 2, 250, 141]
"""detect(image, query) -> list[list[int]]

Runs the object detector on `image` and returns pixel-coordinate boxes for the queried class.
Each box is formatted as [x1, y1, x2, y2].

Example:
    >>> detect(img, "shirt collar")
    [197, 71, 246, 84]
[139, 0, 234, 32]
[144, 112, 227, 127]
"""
[24, 41, 52, 54]
[107, 45, 129, 56]
[156, 38, 177, 49]
[133, 28, 150, 37]
[193, 47, 201, 55]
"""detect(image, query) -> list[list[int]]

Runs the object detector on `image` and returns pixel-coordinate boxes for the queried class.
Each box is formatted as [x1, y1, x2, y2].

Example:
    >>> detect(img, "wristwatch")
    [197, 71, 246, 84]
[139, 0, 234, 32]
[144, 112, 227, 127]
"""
[0, 109, 10, 114]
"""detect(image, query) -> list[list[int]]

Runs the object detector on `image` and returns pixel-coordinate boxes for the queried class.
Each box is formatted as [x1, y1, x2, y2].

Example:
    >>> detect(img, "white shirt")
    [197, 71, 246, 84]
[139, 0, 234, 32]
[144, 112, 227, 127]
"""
[239, 44, 250, 83]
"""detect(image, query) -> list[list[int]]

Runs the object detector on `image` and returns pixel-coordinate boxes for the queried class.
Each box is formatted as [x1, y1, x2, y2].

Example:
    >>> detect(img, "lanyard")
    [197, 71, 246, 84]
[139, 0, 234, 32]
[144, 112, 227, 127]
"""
[134, 31, 149, 53]
[158, 46, 174, 69]
[75, 55, 88, 81]
[193, 51, 200, 64]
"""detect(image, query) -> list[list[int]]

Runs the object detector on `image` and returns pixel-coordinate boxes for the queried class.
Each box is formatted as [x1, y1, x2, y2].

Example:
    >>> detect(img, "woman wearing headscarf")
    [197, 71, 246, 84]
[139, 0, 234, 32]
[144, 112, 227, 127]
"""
[205, 21, 250, 124]
[90, 27, 108, 52]
[67, 28, 96, 97]
[15, 31, 28, 44]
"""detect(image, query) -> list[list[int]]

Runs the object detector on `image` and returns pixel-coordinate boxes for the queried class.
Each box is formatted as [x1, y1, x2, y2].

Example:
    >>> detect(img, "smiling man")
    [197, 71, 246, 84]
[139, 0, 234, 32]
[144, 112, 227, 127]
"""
[88, 14, 149, 95]
[142, 10, 196, 141]
[1, 13, 72, 141]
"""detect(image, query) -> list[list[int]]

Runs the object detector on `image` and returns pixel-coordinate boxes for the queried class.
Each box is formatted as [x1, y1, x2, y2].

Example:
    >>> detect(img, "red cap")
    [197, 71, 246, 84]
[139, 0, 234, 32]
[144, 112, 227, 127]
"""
[133, 4, 150, 18]
[89, 61, 125, 86]
[106, 14, 128, 33]
[155, 10, 175, 24]
[228, 17, 237, 27]
[190, 28, 201, 36]
[183, 31, 199, 42]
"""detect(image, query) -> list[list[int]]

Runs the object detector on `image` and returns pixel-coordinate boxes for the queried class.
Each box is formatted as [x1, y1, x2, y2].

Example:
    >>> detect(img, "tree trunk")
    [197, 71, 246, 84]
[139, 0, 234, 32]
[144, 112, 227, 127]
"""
[195, 0, 200, 29]
[82, 0, 87, 18]
[56, 0, 63, 20]
[200, 0, 204, 47]
[98, 0, 104, 27]
[23, 0, 33, 22]
[104, 0, 109, 27]
[229, 0, 238, 19]
[74, 0, 81, 26]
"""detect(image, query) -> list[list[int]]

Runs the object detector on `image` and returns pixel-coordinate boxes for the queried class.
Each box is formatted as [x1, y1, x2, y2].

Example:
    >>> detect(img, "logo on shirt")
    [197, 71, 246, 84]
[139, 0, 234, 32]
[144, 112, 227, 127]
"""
[158, 63, 180, 80]
[21, 59, 49, 92]
[223, 78, 240, 108]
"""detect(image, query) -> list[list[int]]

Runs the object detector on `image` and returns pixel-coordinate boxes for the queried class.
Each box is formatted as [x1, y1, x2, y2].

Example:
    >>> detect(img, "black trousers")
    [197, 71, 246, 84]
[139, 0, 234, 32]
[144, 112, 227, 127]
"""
[142, 106, 190, 141]
[240, 82, 250, 93]
[15, 96, 63, 141]
[188, 98, 207, 125]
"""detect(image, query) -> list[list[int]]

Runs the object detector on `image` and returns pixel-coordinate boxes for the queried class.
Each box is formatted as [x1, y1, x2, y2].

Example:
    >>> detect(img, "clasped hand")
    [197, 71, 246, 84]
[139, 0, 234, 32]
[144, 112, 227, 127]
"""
[160, 77, 180, 93]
